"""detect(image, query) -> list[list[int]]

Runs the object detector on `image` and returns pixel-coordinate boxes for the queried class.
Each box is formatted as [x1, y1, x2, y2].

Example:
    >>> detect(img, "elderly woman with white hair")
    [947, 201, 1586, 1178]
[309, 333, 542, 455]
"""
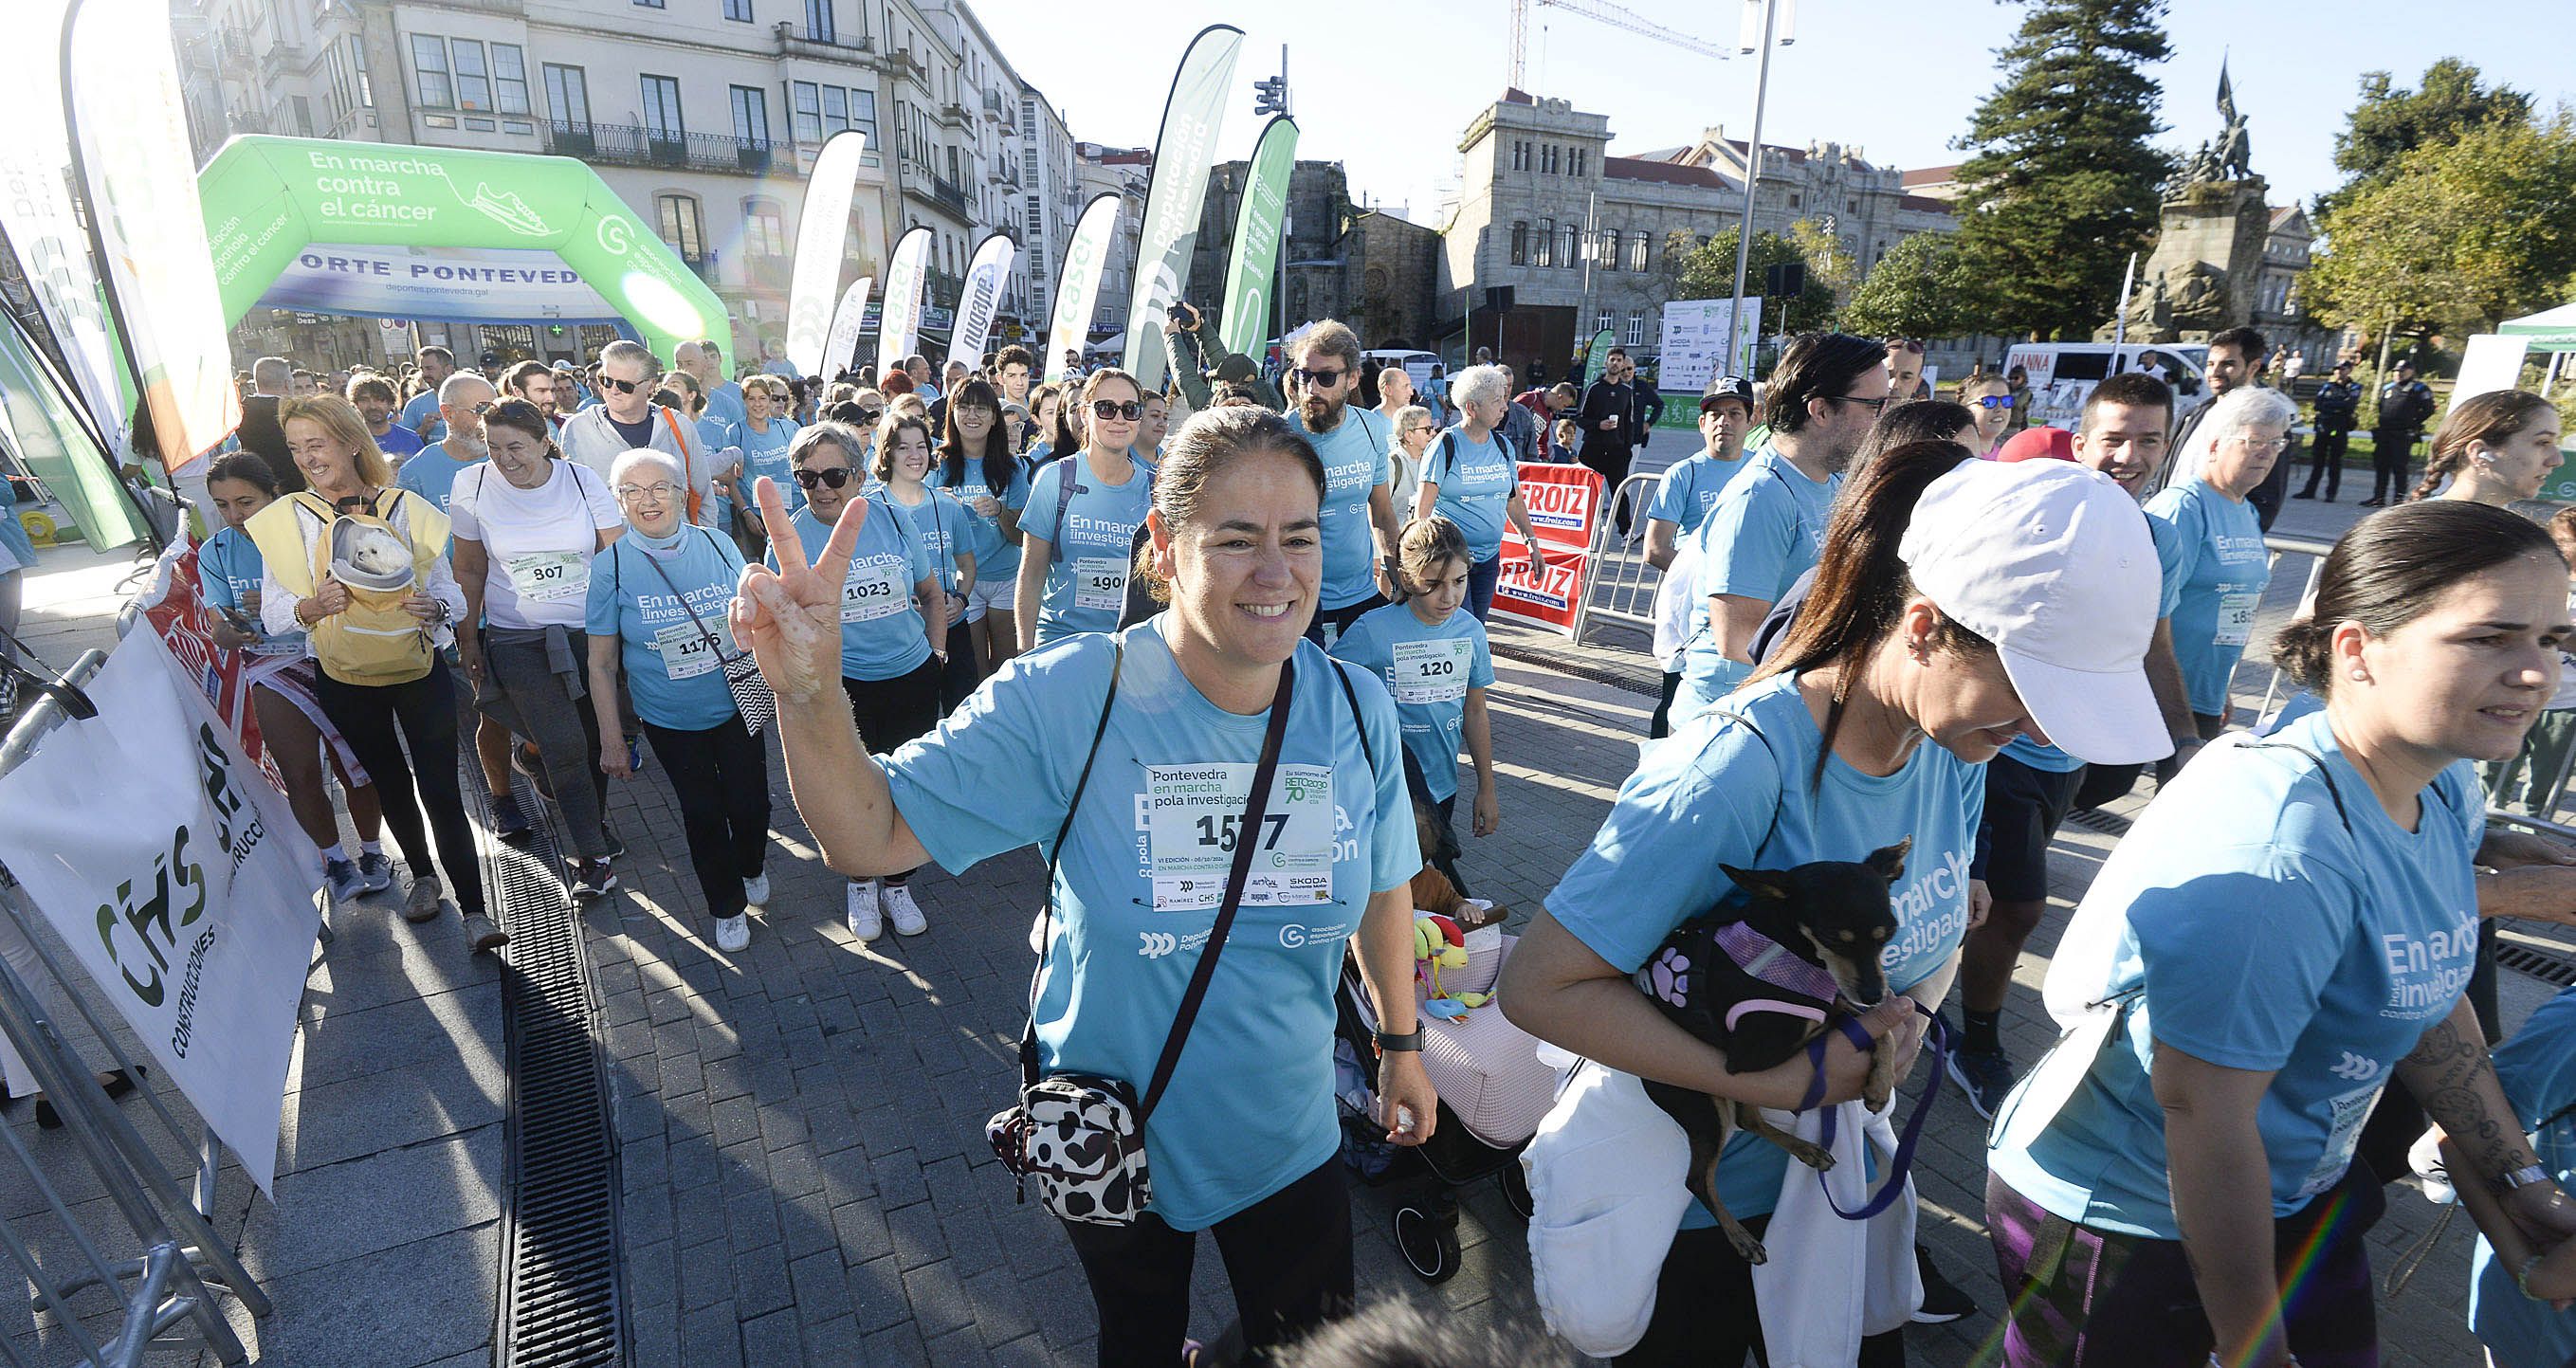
[2145, 383, 2299, 738]
[584, 447, 772, 953]
[1411, 363, 1545, 621]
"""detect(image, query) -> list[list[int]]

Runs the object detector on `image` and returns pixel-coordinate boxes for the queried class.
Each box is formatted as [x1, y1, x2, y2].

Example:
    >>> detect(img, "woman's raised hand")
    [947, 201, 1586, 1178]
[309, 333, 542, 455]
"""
[730, 476, 864, 702]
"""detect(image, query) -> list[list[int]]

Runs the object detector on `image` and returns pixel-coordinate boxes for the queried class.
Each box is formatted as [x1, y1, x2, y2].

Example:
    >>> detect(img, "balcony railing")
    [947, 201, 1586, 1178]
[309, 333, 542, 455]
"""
[771, 22, 872, 61]
[544, 120, 779, 175]
[899, 161, 971, 220]
[937, 100, 969, 128]
[887, 48, 929, 82]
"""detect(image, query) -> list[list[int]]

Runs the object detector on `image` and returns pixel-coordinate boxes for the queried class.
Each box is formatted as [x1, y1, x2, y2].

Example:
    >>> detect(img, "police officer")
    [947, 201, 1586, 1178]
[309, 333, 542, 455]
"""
[2294, 359, 2361, 502]
[2363, 357, 2437, 506]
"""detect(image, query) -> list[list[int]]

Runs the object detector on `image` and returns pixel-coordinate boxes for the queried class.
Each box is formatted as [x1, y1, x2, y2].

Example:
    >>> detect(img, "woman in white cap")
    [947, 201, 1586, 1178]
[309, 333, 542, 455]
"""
[1502, 451, 2169, 1365]
[1984, 499, 2576, 1368]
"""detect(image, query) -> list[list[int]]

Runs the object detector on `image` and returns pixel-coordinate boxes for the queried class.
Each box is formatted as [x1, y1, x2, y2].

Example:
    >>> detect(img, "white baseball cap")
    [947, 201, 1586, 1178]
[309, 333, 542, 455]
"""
[1899, 460, 2169, 765]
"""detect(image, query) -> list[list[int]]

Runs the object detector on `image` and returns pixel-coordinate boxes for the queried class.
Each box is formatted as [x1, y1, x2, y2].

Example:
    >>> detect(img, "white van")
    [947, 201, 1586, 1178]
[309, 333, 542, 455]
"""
[2002, 342, 2210, 431]
[1361, 349, 1440, 394]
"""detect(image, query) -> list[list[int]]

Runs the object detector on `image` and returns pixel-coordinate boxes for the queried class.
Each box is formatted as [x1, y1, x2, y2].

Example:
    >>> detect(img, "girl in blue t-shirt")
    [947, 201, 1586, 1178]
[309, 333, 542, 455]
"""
[1505, 460, 2168, 1367]
[732, 405, 1431, 1364]
[584, 448, 769, 955]
[1016, 370, 1155, 648]
[2144, 386, 2292, 736]
[736, 375, 803, 514]
[1986, 500, 2576, 1368]
[1330, 516, 1497, 889]
[879, 410, 984, 711]
[197, 453, 393, 903]
[927, 378, 1028, 674]
[1409, 365, 1544, 623]
[765, 421, 941, 943]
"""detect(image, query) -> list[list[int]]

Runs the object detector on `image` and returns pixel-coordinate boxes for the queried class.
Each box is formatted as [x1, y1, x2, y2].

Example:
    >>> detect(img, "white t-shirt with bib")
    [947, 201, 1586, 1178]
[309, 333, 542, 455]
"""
[447, 460, 624, 629]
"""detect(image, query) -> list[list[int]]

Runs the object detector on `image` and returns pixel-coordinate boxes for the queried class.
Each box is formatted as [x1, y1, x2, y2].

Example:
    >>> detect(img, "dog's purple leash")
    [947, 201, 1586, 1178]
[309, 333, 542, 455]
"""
[1798, 1007, 1946, 1221]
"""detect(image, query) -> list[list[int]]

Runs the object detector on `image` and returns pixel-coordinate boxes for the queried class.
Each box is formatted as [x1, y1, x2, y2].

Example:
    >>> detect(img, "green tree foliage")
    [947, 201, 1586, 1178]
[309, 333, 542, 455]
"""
[1947, 0, 2173, 340]
[2318, 59, 2531, 217]
[1784, 219, 1857, 299]
[2306, 108, 2576, 340]
[1672, 228, 1837, 334]
[1839, 233, 1978, 341]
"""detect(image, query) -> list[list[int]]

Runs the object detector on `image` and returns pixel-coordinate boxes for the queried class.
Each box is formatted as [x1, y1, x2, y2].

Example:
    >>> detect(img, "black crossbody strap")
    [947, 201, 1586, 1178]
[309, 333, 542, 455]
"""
[1020, 639, 1127, 1086]
[1138, 658, 1295, 1121]
[1326, 657, 1379, 783]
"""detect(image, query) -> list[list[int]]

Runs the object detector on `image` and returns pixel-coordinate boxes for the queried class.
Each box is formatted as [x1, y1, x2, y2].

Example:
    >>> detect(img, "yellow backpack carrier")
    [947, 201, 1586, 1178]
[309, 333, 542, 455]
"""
[247, 488, 451, 686]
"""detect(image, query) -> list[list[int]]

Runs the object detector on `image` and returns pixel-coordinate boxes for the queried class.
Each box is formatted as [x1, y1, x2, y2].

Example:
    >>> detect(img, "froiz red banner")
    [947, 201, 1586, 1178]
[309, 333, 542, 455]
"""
[1493, 463, 1603, 636]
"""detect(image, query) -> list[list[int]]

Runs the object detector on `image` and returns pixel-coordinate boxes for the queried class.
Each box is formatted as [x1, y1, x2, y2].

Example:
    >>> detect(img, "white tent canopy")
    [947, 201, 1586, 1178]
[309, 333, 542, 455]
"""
[2500, 302, 2576, 352]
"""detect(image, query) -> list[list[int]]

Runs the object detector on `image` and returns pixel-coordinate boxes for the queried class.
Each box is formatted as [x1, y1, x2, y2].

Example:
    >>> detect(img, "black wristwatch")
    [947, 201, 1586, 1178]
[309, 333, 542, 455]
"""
[1374, 1028, 1423, 1054]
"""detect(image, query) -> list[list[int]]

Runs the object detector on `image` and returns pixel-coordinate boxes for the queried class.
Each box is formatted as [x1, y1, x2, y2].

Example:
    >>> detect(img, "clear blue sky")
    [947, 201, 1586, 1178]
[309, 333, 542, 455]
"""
[981, 0, 2573, 224]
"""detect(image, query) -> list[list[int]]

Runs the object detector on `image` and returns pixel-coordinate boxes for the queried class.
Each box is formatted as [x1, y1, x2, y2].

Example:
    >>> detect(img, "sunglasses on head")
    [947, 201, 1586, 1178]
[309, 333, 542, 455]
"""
[794, 466, 856, 489]
[1292, 367, 1346, 388]
[1090, 399, 1144, 422]
[599, 374, 645, 394]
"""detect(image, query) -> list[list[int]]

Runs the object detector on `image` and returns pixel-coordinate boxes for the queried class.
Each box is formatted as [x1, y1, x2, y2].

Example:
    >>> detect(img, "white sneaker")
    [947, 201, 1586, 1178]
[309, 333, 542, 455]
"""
[884, 882, 928, 937]
[846, 880, 883, 941]
[741, 873, 771, 907]
[713, 913, 751, 953]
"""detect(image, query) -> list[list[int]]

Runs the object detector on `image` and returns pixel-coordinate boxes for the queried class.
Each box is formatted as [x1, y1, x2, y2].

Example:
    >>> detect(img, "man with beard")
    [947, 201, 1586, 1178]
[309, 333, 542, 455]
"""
[394, 372, 497, 513]
[1284, 319, 1403, 645]
[499, 361, 565, 432]
[350, 374, 427, 461]
[1575, 347, 1649, 533]
[674, 338, 747, 442]
[557, 340, 714, 524]
[400, 345, 457, 443]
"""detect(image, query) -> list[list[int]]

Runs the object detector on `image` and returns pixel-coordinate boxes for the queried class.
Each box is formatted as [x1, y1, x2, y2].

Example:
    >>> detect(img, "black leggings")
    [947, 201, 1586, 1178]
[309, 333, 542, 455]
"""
[1650, 669, 1683, 739]
[640, 715, 771, 924]
[1061, 1158, 1353, 1366]
[1618, 1221, 1907, 1367]
[311, 666, 485, 919]
[939, 616, 982, 713]
[843, 659, 941, 885]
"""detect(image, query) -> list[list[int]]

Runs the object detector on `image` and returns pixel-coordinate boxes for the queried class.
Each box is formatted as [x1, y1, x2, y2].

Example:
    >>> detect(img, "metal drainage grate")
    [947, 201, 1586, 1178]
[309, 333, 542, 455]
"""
[2498, 941, 2576, 989]
[483, 769, 625, 1367]
[1490, 638, 1662, 698]
[2062, 808, 2135, 838]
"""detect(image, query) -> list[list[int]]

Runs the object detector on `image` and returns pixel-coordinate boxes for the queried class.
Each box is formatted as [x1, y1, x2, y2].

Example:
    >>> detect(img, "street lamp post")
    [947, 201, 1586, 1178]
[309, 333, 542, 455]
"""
[1722, 0, 1783, 375]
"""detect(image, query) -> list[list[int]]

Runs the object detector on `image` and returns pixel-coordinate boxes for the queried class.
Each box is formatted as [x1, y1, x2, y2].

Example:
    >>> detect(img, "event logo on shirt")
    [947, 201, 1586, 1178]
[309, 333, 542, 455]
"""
[2380, 920, 2476, 1019]
[1881, 847, 1975, 971]
[2212, 532, 2265, 561]
[2329, 1051, 2381, 1084]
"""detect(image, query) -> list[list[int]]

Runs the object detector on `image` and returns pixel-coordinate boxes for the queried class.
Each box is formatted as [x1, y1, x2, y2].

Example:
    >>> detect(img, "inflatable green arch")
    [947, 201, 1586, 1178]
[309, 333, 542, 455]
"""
[197, 135, 725, 362]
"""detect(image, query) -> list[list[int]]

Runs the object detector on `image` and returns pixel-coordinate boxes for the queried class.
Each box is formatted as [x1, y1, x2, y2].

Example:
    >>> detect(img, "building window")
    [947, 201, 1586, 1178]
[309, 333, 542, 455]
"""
[449, 40, 490, 110]
[1626, 312, 1647, 346]
[543, 64, 589, 129]
[492, 45, 529, 116]
[1512, 139, 1526, 172]
[1561, 224, 1579, 269]
[633, 0, 663, 8]
[1534, 219, 1553, 267]
[806, 0, 835, 43]
[1595, 310, 1613, 335]
[744, 198, 787, 257]
[1629, 234, 1649, 271]
[657, 193, 704, 262]
[1599, 229, 1618, 270]
[1509, 221, 1527, 266]
[730, 85, 770, 145]
[791, 82, 822, 141]
[724, 0, 752, 18]
[1572, 148, 1586, 176]
[640, 75, 685, 143]
[409, 35, 452, 108]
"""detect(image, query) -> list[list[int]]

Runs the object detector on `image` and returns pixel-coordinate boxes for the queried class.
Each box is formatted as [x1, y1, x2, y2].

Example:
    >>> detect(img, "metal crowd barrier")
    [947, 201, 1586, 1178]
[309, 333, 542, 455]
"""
[0, 648, 267, 1365]
[1565, 471, 1668, 647]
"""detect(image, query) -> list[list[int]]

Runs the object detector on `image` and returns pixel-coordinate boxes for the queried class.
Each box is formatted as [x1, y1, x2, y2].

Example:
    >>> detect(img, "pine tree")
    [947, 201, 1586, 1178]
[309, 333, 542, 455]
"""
[1948, 0, 2174, 340]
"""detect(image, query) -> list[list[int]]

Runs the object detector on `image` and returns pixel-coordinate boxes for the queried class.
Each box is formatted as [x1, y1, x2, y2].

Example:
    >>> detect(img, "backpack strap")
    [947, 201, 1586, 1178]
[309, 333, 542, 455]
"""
[1049, 458, 1081, 566]
[1325, 656, 1380, 783]
[1021, 638, 1127, 1086]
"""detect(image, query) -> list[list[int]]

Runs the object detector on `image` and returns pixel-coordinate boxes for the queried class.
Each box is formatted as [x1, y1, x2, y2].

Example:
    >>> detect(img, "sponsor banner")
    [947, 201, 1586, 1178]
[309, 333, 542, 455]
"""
[1515, 461, 1603, 553]
[66, 0, 239, 469]
[1121, 25, 1245, 390]
[1218, 115, 1298, 361]
[0, 629, 319, 1193]
[1492, 540, 1589, 637]
[261, 244, 616, 321]
[1579, 328, 1616, 390]
[0, 0, 128, 461]
[1045, 193, 1121, 383]
[1658, 297, 1761, 396]
[822, 276, 873, 379]
[134, 536, 272, 775]
[787, 131, 868, 376]
[876, 226, 933, 371]
[0, 310, 147, 549]
[949, 233, 1016, 367]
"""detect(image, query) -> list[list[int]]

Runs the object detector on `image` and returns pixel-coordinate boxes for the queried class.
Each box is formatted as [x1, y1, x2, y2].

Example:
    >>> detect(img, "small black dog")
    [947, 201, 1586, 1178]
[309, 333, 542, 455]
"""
[1632, 840, 1910, 1264]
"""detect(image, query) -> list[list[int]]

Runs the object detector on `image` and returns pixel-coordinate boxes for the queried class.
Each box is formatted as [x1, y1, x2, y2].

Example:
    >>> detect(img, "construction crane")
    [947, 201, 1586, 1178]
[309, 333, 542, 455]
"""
[1507, 0, 1730, 89]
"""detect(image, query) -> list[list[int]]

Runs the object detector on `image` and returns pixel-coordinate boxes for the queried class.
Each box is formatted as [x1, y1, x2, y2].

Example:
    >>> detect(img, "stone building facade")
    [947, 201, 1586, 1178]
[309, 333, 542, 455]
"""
[1184, 159, 1439, 358]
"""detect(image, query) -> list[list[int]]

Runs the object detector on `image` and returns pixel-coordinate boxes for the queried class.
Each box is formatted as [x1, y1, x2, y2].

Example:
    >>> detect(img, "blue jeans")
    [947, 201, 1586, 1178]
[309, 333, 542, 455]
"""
[1467, 553, 1501, 622]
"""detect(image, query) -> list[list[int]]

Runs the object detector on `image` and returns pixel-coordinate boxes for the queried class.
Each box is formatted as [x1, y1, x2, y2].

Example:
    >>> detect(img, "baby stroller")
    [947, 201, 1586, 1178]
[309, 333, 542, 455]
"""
[1332, 906, 1560, 1283]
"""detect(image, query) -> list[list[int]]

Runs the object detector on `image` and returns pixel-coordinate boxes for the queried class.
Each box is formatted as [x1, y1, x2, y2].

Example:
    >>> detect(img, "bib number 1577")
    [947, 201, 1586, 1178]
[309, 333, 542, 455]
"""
[1197, 812, 1288, 854]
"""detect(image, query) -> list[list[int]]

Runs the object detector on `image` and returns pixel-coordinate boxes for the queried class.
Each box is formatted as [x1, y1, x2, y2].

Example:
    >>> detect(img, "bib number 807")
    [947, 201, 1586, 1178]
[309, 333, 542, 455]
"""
[1197, 812, 1288, 852]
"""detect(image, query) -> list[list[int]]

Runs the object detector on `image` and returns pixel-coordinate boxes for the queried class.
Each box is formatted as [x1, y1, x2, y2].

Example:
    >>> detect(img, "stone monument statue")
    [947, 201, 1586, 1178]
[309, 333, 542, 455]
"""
[2102, 59, 2275, 343]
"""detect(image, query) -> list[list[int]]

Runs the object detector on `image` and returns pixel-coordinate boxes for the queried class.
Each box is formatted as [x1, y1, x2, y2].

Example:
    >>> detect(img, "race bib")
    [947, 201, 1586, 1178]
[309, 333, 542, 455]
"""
[2215, 588, 2257, 648]
[1073, 556, 1126, 613]
[1136, 762, 1335, 911]
[2299, 1084, 2384, 1200]
[504, 550, 587, 603]
[1389, 638, 1471, 704]
[651, 620, 722, 680]
[839, 556, 907, 623]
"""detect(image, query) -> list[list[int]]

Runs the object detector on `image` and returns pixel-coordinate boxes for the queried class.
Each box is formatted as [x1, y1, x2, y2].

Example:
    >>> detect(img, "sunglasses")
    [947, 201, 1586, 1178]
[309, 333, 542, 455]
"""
[1090, 399, 1144, 422]
[794, 466, 856, 489]
[1974, 395, 2014, 410]
[1835, 394, 1891, 414]
[1292, 367, 1347, 388]
[599, 374, 645, 394]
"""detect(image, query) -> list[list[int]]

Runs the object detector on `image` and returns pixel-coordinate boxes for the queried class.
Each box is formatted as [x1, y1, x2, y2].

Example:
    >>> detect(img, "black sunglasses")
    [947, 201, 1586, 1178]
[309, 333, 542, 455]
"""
[794, 466, 856, 490]
[1835, 394, 1891, 414]
[599, 374, 645, 394]
[1090, 399, 1144, 422]
[1292, 367, 1346, 388]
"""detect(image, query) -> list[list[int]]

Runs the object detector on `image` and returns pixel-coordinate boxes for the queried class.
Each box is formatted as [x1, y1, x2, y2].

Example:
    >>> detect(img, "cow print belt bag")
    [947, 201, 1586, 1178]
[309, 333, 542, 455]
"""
[986, 648, 1293, 1226]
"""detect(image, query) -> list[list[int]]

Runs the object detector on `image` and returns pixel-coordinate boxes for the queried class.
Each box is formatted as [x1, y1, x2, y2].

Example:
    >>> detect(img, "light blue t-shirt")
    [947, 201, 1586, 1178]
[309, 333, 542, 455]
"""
[2144, 479, 2270, 718]
[198, 526, 304, 659]
[1024, 452, 1155, 645]
[372, 424, 427, 462]
[1548, 671, 1983, 1223]
[393, 442, 481, 514]
[768, 500, 937, 683]
[585, 528, 746, 732]
[1426, 428, 1519, 561]
[1329, 602, 1495, 803]
[703, 380, 749, 440]
[694, 416, 738, 533]
[1674, 444, 1840, 717]
[880, 623, 1418, 1231]
[2471, 985, 2576, 1367]
[1645, 448, 1755, 538]
[928, 454, 1032, 582]
[397, 390, 447, 445]
[1989, 711, 2483, 1239]
[1291, 406, 1393, 611]
[2000, 735, 2088, 774]
[886, 486, 986, 595]
[739, 417, 804, 514]
[0, 475, 37, 571]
